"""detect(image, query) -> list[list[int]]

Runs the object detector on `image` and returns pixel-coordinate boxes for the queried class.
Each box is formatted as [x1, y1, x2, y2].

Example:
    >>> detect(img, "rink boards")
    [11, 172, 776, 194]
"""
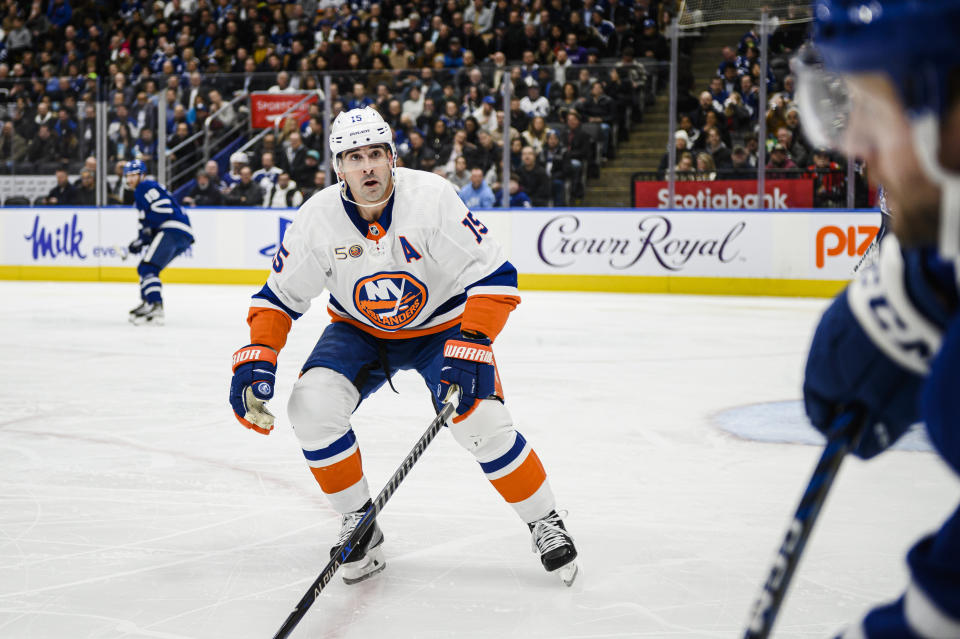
[0, 206, 880, 297]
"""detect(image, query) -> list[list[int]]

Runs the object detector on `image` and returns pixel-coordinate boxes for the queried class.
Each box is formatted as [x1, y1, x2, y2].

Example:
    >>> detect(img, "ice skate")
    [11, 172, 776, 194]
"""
[529, 510, 578, 586]
[329, 500, 385, 585]
[129, 301, 164, 326]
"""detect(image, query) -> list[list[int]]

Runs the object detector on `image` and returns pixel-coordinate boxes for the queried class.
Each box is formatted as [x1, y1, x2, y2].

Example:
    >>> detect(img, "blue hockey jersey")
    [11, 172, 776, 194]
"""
[840, 240, 960, 639]
[133, 179, 194, 243]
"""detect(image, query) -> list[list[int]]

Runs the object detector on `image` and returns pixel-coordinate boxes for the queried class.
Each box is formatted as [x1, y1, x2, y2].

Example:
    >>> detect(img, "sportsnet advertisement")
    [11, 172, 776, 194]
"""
[632, 178, 814, 209]
[249, 92, 318, 129]
[0, 207, 879, 296]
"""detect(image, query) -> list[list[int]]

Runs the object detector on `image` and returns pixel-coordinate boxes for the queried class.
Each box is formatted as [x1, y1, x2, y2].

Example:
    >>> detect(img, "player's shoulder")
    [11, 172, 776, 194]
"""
[396, 166, 454, 193]
[288, 182, 346, 235]
[395, 167, 459, 208]
[297, 182, 341, 216]
[137, 179, 168, 194]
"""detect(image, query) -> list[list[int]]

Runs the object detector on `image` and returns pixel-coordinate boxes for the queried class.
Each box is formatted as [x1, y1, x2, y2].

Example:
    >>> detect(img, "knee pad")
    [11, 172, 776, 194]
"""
[287, 367, 360, 447]
[137, 261, 159, 278]
[447, 399, 515, 461]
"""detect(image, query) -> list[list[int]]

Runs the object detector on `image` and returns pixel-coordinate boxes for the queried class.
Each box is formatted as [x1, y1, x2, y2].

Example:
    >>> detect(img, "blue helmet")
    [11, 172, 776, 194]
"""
[123, 159, 147, 176]
[803, 1, 960, 257]
[811, 0, 960, 117]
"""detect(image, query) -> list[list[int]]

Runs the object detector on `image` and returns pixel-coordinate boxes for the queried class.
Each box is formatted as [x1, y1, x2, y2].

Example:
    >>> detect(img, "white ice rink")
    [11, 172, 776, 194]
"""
[1, 281, 957, 639]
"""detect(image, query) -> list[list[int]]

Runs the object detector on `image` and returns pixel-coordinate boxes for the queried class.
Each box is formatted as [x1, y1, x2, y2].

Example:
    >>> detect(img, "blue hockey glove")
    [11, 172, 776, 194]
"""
[803, 237, 947, 458]
[230, 344, 277, 435]
[803, 289, 924, 457]
[439, 332, 496, 415]
[128, 239, 144, 255]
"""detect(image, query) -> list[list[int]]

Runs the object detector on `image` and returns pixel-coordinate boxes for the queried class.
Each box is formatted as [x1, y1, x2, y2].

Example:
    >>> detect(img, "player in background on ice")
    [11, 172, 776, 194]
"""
[795, 1, 960, 636]
[228, 106, 579, 586]
[123, 159, 194, 325]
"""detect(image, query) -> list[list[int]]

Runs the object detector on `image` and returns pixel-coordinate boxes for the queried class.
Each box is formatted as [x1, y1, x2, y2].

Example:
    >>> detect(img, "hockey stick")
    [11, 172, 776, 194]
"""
[852, 225, 886, 274]
[271, 385, 459, 639]
[112, 244, 131, 261]
[743, 408, 864, 639]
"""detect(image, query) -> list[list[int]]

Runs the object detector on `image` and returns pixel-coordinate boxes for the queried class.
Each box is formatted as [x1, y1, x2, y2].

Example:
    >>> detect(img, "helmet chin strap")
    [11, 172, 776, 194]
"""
[335, 154, 398, 209]
[911, 113, 960, 261]
[337, 176, 397, 208]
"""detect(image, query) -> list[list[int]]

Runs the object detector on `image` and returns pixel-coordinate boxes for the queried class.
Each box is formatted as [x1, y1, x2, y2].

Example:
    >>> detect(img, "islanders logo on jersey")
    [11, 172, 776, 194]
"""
[354, 271, 428, 330]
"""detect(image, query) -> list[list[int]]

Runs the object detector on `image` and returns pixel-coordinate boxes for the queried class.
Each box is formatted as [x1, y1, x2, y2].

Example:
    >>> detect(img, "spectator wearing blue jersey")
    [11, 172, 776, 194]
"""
[458, 166, 495, 209]
[46, 0, 72, 29]
[347, 83, 375, 111]
[124, 159, 194, 325]
[133, 128, 157, 173]
[495, 177, 532, 208]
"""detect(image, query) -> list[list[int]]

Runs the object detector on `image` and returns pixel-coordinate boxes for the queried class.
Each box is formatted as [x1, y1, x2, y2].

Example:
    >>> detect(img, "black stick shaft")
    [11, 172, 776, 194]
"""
[272, 398, 456, 639]
[743, 410, 863, 639]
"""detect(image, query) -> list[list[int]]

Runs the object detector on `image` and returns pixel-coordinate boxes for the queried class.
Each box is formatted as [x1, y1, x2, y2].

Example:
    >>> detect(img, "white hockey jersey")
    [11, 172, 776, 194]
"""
[249, 167, 518, 341]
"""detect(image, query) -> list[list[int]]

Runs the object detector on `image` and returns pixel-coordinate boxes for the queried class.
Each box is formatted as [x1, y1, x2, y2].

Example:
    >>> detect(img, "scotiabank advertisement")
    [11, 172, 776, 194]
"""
[633, 178, 814, 209]
[249, 92, 318, 129]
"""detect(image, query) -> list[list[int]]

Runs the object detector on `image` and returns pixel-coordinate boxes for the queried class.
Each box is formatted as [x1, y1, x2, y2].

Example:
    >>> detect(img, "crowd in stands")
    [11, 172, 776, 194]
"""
[657, 20, 858, 208]
[0, 0, 673, 208]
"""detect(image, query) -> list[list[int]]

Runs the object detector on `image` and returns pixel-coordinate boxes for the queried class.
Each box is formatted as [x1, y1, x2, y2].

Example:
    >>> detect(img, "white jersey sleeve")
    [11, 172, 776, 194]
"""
[251, 211, 331, 320]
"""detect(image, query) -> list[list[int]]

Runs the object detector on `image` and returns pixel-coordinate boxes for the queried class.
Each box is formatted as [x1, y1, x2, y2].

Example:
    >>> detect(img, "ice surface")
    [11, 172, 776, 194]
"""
[1, 281, 957, 638]
[712, 401, 933, 451]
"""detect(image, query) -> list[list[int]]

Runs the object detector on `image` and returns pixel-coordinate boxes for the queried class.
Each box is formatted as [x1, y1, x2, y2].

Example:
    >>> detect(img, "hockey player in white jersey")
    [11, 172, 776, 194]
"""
[228, 107, 578, 586]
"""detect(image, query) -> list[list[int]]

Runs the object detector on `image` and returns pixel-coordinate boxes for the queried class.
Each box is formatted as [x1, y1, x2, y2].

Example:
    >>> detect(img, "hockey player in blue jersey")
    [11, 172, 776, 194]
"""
[123, 159, 194, 325]
[795, 1, 960, 636]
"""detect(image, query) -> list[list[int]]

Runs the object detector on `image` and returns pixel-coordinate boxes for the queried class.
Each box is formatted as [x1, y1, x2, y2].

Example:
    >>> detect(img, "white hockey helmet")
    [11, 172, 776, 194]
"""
[329, 106, 396, 172]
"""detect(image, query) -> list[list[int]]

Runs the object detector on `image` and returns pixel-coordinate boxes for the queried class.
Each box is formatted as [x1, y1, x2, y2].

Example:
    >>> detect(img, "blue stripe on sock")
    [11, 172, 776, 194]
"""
[479, 432, 526, 474]
[302, 429, 357, 461]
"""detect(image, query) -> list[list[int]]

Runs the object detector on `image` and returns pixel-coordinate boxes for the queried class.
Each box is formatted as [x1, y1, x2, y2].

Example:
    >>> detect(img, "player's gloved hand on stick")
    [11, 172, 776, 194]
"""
[803, 287, 924, 459]
[129, 228, 153, 255]
[230, 344, 277, 434]
[439, 331, 496, 415]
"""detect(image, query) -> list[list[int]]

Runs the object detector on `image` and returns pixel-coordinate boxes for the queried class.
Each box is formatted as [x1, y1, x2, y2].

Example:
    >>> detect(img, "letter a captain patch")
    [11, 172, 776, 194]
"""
[399, 235, 422, 263]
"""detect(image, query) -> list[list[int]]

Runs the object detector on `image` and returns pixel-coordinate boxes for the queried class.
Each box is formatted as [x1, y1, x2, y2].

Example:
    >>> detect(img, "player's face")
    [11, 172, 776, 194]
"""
[338, 144, 393, 205]
[834, 73, 941, 247]
[125, 172, 142, 190]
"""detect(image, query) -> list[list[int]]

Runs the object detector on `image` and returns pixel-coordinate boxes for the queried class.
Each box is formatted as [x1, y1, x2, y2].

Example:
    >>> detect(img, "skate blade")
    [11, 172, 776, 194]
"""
[130, 315, 164, 326]
[342, 546, 386, 585]
[556, 561, 578, 587]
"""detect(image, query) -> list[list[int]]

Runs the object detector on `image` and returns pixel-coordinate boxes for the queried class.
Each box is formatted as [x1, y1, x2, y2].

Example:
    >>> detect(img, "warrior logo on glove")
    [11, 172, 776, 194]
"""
[438, 334, 498, 416]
